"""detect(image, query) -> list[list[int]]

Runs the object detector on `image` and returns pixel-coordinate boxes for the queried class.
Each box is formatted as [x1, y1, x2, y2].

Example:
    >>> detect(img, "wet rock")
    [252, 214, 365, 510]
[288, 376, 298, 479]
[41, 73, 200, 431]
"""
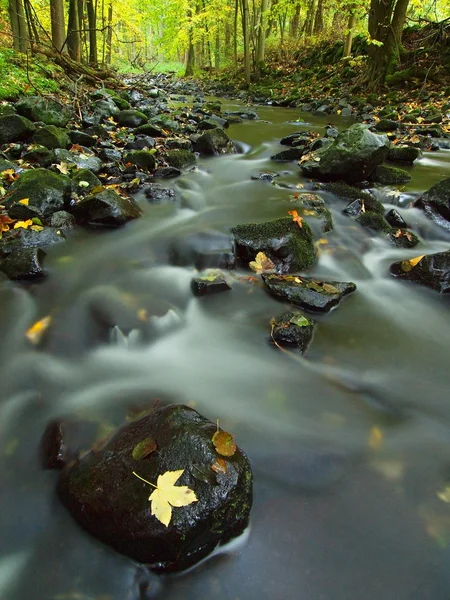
[301, 124, 390, 183]
[98, 147, 122, 163]
[92, 98, 119, 121]
[144, 185, 176, 204]
[270, 311, 315, 353]
[0, 114, 36, 144]
[387, 145, 421, 163]
[50, 210, 76, 229]
[0, 228, 65, 255]
[153, 166, 181, 179]
[124, 150, 156, 171]
[5, 168, 71, 218]
[84, 124, 109, 140]
[165, 150, 196, 169]
[0, 157, 17, 173]
[134, 123, 167, 138]
[22, 145, 54, 167]
[71, 168, 101, 192]
[0, 247, 46, 280]
[198, 117, 227, 130]
[356, 211, 391, 233]
[15, 96, 70, 127]
[231, 216, 316, 273]
[68, 130, 97, 147]
[54, 148, 102, 173]
[270, 148, 304, 161]
[375, 119, 399, 132]
[262, 274, 356, 312]
[280, 132, 310, 147]
[125, 136, 156, 150]
[414, 177, 450, 231]
[191, 274, 231, 296]
[170, 230, 235, 269]
[369, 165, 411, 185]
[299, 194, 333, 232]
[58, 404, 253, 572]
[224, 109, 259, 120]
[390, 250, 450, 293]
[165, 138, 192, 151]
[251, 171, 279, 182]
[325, 126, 339, 138]
[385, 208, 408, 228]
[32, 125, 69, 149]
[325, 182, 385, 214]
[118, 110, 149, 128]
[193, 128, 236, 155]
[387, 228, 420, 248]
[71, 188, 142, 227]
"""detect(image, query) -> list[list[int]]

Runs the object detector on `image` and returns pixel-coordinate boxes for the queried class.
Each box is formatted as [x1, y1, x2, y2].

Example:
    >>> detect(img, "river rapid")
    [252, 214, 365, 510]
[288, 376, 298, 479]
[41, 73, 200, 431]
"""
[1, 102, 450, 600]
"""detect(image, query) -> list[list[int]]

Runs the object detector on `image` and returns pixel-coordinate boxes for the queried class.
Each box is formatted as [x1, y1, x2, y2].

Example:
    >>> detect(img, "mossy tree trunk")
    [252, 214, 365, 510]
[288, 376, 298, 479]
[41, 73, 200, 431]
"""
[50, 0, 65, 51]
[366, 0, 410, 87]
[67, 0, 81, 60]
[86, 0, 98, 66]
[343, 7, 356, 57]
[8, 0, 28, 52]
[241, 0, 251, 85]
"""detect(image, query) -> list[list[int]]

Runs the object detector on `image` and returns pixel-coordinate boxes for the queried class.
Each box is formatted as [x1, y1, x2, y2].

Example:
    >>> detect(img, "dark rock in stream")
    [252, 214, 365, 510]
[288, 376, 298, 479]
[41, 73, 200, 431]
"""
[414, 177, 450, 231]
[54, 148, 102, 173]
[0, 247, 46, 280]
[369, 165, 411, 185]
[144, 185, 177, 204]
[58, 404, 253, 573]
[390, 250, 450, 293]
[153, 166, 181, 179]
[15, 96, 71, 127]
[191, 273, 231, 296]
[22, 145, 55, 167]
[280, 132, 311, 147]
[270, 147, 304, 161]
[193, 127, 236, 155]
[170, 230, 235, 270]
[117, 110, 148, 128]
[0, 228, 65, 256]
[71, 188, 142, 227]
[165, 150, 196, 169]
[387, 145, 421, 163]
[270, 311, 315, 353]
[301, 124, 390, 183]
[0, 114, 36, 144]
[124, 150, 156, 171]
[5, 168, 71, 218]
[231, 217, 316, 273]
[262, 274, 356, 312]
[385, 209, 408, 229]
[71, 168, 101, 192]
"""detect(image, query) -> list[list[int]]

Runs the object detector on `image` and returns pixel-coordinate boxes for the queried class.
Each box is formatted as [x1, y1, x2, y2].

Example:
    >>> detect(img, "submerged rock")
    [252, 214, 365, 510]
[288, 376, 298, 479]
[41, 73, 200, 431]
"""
[262, 274, 356, 312]
[414, 177, 450, 231]
[58, 404, 252, 572]
[270, 311, 315, 353]
[193, 127, 236, 155]
[301, 124, 390, 183]
[231, 217, 316, 273]
[170, 230, 234, 270]
[191, 273, 231, 296]
[390, 250, 450, 293]
[71, 189, 142, 227]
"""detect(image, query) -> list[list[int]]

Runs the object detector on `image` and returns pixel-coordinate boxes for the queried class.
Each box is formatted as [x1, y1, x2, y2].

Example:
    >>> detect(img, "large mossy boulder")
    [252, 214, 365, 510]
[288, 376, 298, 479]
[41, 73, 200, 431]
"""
[165, 150, 196, 169]
[387, 145, 421, 163]
[193, 128, 236, 155]
[5, 168, 71, 218]
[301, 124, 390, 183]
[124, 150, 156, 171]
[369, 164, 411, 185]
[117, 109, 148, 128]
[414, 177, 450, 231]
[231, 217, 316, 273]
[54, 148, 102, 173]
[58, 404, 252, 572]
[390, 251, 450, 293]
[32, 125, 70, 149]
[0, 114, 36, 144]
[71, 188, 142, 227]
[15, 96, 70, 127]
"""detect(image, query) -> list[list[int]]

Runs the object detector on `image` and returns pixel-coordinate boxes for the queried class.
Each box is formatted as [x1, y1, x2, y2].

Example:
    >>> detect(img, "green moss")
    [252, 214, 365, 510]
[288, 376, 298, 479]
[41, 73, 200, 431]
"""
[324, 182, 384, 214]
[357, 211, 391, 233]
[370, 165, 411, 184]
[0, 48, 61, 100]
[165, 150, 196, 169]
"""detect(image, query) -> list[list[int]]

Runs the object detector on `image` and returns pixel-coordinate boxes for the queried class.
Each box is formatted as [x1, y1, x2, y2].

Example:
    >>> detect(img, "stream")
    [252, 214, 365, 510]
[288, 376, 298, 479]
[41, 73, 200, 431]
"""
[1, 102, 450, 600]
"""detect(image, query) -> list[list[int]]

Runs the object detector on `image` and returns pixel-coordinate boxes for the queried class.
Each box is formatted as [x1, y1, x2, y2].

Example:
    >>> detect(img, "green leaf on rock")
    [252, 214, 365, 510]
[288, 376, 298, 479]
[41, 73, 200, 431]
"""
[289, 314, 310, 327]
[132, 437, 157, 460]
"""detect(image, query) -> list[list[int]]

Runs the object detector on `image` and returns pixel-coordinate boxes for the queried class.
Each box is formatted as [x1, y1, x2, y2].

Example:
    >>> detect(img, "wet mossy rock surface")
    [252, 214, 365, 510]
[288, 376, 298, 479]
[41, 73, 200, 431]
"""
[58, 404, 253, 573]
[301, 124, 390, 183]
[270, 311, 316, 353]
[71, 188, 142, 227]
[5, 168, 71, 218]
[0, 114, 36, 144]
[15, 96, 71, 127]
[231, 216, 316, 273]
[414, 177, 450, 231]
[390, 251, 450, 293]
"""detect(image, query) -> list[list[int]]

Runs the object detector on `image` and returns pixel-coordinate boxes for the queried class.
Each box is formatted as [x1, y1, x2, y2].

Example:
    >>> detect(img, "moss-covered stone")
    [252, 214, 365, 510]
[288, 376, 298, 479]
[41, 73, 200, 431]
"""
[32, 125, 69, 149]
[54, 148, 102, 173]
[387, 145, 421, 163]
[15, 96, 70, 127]
[22, 145, 55, 167]
[71, 188, 142, 227]
[231, 216, 316, 273]
[71, 168, 101, 192]
[117, 109, 148, 128]
[390, 250, 450, 293]
[414, 177, 450, 231]
[370, 164, 411, 184]
[124, 150, 156, 171]
[5, 168, 71, 218]
[0, 114, 35, 144]
[194, 128, 236, 156]
[0, 247, 46, 280]
[165, 149, 196, 169]
[270, 311, 315, 353]
[324, 182, 384, 214]
[357, 211, 392, 232]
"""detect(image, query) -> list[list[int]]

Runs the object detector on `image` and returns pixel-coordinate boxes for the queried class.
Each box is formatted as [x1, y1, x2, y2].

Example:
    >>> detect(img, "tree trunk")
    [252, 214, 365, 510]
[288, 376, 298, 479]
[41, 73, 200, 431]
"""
[241, 0, 251, 85]
[290, 4, 300, 38]
[313, 0, 323, 34]
[367, 0, 410, 86]
[50, 0, 65, 51]
[343, 9, 356, 57]
[86, 0, 98, 66]
[105, 2, 112, 65]
[8, 0, 28, 52]
[233, 0, 238, 72]
[67, 0, 80, 61]
[215, 29, 220, 69]
[304, 0, 315, 37]
[184, 8, 195, 76]
[256, 0, 269, 74]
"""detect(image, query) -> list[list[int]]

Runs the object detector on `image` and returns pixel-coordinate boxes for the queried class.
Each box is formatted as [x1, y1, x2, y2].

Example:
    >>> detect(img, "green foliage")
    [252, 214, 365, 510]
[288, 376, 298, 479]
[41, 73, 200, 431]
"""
[0, 48, 60, 100]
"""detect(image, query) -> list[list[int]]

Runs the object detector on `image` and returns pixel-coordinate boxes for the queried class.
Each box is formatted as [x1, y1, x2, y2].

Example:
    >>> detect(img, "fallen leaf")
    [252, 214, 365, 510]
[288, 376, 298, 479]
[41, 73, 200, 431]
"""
[289, 314, 310, 327]
[18, 198, 29, 205]
[133, 469, 198, 527]
[401, 255, 425, 272]
[26, 315, 51, 344]
[0, 214, 14, 232]
[322, 282, 339, 294]
[211, 458, 228, 474]
[30, 224, 44, 232]
[70, 144, 84, 153]
[56, 162, 69, 174]
[191, 463, 217, 485]
[437, 486, 450, 503]
[249, 251, 276, 274]
[132, 437, 157, 460]
[368, 426, 383, 450]
[288, 210, 303, 228]
[212, 429, 237, 457]
[14, 219, 33, 229]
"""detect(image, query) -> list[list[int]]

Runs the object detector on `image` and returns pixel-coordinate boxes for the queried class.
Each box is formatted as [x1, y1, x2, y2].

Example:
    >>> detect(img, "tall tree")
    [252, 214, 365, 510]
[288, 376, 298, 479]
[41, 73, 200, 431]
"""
[50, 0, 65, 51]
[256, 0, 269, 73]
[67, 0, 81, 60]
[241, 0, 250, 84]
[8, 0, 28, 52]
[86, 0, 98, 65]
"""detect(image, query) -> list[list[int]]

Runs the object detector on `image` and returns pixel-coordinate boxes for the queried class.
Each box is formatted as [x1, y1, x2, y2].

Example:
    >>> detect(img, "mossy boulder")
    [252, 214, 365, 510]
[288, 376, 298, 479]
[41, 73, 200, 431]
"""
[5, 168, 71, 218]
[390, 250, 450, 293]
[301, 124, 390, 183]
[54, 148, 102, 173]
[414, 177, 450, 231]
[165, 150, 196, 169]
[15, 96, 70, 127]
[0, 247, 46, 280]
[193, 128, 236, 156]
[71, 168, 101, 192]
[71, 188, 142, 227]
[134, 123, 167, 138]
[58, 404, 252, 573]
[22, 145, 55, 167]
[117, 110, 148, 128]
[231, 216, 316, 273]
[270, 311, 315, 353]
[356, 211, 392, 233]
[324, 182, 385, 214]
[32, 125, 69, 149]
[124, 150, 156, 171]
[375, 119, 399, 132]
[369, 165, 411, 185]
[387, 145, 421, 163]
[262, 274, 356, 312]
[0, 114, 36, 144]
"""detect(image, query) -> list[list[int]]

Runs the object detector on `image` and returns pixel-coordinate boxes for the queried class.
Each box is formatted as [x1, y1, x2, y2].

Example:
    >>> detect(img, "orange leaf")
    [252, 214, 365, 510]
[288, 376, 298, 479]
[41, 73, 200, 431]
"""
[212, 429, 236, 457]
[288, 210, 303, 228]
[211, 458, 228, 474]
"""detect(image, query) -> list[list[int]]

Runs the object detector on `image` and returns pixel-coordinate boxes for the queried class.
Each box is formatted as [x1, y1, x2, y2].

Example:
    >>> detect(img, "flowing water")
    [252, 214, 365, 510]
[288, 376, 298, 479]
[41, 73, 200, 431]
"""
[1, 103, 450, 600]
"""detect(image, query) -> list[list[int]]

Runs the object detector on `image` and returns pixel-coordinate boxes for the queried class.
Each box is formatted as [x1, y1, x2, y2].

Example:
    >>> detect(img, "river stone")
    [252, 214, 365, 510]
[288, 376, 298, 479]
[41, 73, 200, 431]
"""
[301, 124, 390, 183]
[0, 114, 36, 144]
[5, 168, 71, 218]
[124, 150, 156, 171]
[134, 123, 167, 138]
[22, 145, 55, 167]
[270, 311, 315, 353]
[387, 228, 420, 248]
[144, 185, 176, 204]
[118, 110, 148, 128]
[71, 188, 142, 227]
[32, 125, 69, 149]
[68, 130, 97, 147]
[280, 132, 310, 146]
[153, 167, 181, 179]
[16, 96, 70, 127]
[71, 168, 101, 192]
[58, 404, 252, 572]
[324, 182, 385, 214]
[193, 128, 236, 155]
[50, 210, 76, 229]
[262, 274, 356, 312]
[270, 148, 304, 161]
[54, 148, 102, 173]
[387, 145, 421, 163]
[231, 216, 316, 273]
[170, 230, 235, 270]
[0, 228, 65, 256]
[165, 150, 196, 169]
[385, 208, 408, 229]
[0, 247, 46, 280]
[414, 177, 450, 231]
[390, 250, 450, 293]
[191, 274, 231, 296]
[369, 165, 411, 184]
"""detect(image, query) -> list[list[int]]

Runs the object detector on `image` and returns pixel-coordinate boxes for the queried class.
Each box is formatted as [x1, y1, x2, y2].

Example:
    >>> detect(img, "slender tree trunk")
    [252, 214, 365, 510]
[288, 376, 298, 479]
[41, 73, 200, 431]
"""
[256, 0, 269, 73]
[313, 0, 323, 34]
[304, 0, 315, 37]
[50, 0, 65, 51]
[24, 0, 38, 46]
[290, 4, 300, 38]
[86, 0, 97, 65]
[105, 2, 112, 65]
[343, 9, 356, 57]
[241, 0, 251, 84]
[233, 0, 238, 72]
[184, 8, 195, 76]
[215, 29, 220, 69]
[67, 0, 80, 61]
[8, 0, 28, 52]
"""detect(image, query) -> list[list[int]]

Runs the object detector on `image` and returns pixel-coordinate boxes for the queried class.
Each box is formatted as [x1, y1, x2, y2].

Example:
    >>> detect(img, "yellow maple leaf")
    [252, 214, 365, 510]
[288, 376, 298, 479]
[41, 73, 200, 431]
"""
[401, 255, 425, 272]
[249, 251, 276, 274]
[18, 198, 29, 205]
[133, 469, 197, 527]
[14, 219, 33, 229]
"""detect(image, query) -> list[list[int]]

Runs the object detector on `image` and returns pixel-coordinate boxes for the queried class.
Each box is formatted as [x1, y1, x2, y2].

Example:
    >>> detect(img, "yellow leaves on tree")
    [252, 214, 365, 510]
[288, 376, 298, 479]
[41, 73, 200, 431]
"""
[249, 251, 275, 274]
[288, 210, 303, 228]
[133, 469, 198, 527]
